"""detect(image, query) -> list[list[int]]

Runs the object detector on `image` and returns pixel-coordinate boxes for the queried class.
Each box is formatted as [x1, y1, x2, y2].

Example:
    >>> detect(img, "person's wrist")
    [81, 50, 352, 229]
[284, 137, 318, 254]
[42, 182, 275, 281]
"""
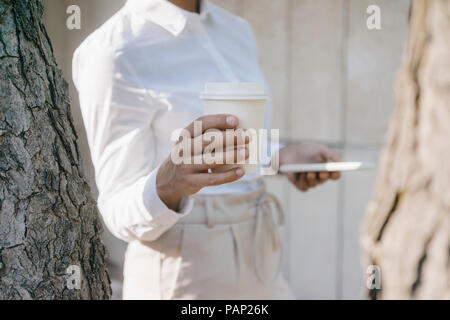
[156, 182, 182, 211]
[278, 144, 294, 164]
[278, 144, 300, 176]
[156, 164, 183, 211]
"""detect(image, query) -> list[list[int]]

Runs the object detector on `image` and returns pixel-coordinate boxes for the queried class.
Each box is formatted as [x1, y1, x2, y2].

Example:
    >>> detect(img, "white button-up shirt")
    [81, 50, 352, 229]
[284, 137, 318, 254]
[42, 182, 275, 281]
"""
[73, 0, 276, 242]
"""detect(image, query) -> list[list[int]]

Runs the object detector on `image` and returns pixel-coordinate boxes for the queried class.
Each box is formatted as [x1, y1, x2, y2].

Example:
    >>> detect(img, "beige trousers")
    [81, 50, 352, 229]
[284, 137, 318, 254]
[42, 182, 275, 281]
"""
[122, 185, 294, 300]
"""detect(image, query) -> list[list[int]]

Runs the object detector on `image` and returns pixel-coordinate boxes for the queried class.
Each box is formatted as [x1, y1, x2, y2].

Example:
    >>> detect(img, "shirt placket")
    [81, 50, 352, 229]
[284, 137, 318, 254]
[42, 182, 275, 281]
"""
[196, 20, 239, 82]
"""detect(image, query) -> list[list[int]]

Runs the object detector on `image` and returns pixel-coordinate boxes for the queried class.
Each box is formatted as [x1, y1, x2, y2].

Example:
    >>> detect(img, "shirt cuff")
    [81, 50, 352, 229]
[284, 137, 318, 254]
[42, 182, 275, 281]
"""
[142, 165, 194, 224]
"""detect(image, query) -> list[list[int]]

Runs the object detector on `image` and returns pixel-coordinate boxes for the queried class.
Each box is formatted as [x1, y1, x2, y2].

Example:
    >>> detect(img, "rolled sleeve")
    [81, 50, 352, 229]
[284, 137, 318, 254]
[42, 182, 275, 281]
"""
[99, 166, 194, 243]
[141, 165, 194, 232]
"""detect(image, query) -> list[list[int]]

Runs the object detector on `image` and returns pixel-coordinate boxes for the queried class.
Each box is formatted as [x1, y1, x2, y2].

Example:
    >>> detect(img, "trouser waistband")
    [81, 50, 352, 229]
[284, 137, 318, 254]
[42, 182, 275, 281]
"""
[178, 185, 267, 227]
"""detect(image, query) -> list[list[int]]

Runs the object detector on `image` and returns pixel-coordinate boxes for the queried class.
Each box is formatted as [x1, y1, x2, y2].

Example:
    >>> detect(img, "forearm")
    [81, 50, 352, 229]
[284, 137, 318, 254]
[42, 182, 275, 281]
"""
[98, 167, 193, 242]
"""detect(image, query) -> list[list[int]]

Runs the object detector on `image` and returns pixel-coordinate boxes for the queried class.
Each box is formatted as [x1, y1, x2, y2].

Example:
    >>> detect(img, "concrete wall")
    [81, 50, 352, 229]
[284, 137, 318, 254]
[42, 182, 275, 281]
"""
[43, 0, 410, 299]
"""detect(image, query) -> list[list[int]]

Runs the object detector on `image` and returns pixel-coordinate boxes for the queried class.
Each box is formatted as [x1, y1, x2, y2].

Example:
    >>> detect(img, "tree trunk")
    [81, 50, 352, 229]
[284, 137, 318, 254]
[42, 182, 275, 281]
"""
[0, 0, 111, 299]
[361, 0, 450, 299]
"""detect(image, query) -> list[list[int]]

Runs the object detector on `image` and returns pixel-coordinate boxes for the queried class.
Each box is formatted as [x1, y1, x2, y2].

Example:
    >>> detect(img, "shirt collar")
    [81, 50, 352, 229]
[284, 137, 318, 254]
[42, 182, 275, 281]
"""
[126, 0, 209, 36]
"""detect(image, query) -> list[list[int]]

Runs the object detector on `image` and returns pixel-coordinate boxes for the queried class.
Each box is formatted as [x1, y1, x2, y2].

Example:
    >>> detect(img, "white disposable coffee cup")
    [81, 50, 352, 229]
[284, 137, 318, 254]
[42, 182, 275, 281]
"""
[200, 82, 268, 174]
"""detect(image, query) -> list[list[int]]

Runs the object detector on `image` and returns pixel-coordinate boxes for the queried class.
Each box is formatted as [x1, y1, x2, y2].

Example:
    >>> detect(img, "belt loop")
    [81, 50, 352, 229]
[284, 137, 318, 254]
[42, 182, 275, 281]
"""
[205, 197, 215, 228]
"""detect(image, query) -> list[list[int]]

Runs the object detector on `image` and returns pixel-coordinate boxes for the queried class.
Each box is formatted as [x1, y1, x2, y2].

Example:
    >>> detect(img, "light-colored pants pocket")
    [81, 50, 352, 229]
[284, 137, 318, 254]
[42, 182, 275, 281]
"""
[123, 189, 294, 300]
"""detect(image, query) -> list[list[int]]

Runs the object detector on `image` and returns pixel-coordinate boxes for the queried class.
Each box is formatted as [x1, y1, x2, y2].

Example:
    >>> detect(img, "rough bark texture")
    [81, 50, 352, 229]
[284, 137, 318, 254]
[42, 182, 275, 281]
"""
[0, 0, 111, 299]
[361, 0, 450, 299]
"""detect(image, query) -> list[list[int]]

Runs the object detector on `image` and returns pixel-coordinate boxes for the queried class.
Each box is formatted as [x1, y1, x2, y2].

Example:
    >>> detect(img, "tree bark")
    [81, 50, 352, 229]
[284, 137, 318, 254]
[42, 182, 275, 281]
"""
[0, 0, 111, 299]
[361, 0, 450, 299]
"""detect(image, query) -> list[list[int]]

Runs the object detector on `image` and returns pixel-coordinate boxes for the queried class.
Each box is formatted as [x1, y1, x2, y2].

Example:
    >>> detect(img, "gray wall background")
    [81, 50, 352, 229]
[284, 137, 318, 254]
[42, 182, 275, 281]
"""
[43, 0, 410, 299]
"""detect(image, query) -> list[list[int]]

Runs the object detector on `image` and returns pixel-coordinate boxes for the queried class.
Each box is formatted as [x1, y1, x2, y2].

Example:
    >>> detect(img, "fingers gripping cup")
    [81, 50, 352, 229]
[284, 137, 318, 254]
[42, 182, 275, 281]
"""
[200, 83, 268, 174]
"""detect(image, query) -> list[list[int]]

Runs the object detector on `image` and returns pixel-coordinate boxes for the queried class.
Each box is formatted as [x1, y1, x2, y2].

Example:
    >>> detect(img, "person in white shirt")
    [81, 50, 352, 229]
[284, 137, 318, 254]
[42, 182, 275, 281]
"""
[73, 0, 341, 299]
